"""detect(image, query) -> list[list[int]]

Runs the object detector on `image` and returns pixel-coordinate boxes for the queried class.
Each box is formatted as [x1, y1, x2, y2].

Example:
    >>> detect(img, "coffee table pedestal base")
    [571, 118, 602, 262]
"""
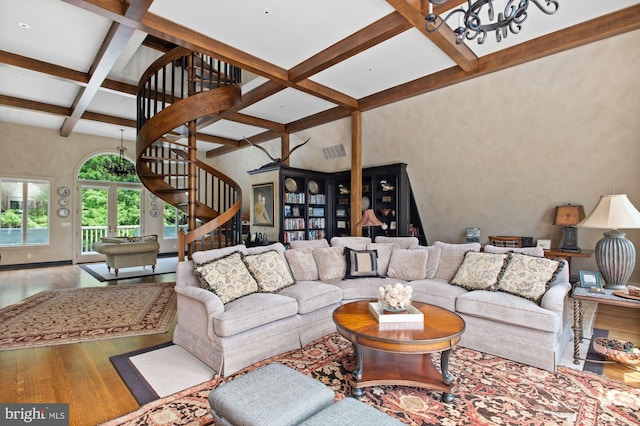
[352, 345, 454, 403]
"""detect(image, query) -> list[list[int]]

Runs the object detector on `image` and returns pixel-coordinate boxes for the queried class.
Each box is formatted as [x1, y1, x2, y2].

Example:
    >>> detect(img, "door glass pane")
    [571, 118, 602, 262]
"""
[81, 187, 109, 253]
[117, 188, 141, 238]
[26, 182, 49, 245]
[163, 202, 187, 239]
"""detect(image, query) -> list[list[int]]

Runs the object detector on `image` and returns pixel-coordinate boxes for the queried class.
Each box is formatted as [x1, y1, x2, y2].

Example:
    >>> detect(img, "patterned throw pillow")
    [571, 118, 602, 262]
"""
[496, 253, 562, 304]
[193, 252, 258, 304]
[386, 249, 428, 281]
[451, 251, 508, 290]
[344, 248, 379, 279]
[243, 250, 295, 292]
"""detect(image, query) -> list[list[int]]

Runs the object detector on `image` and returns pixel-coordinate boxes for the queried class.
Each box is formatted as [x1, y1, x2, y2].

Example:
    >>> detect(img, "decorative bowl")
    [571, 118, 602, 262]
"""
[593, 337, 640, 370]
[378, 283, 413, 313]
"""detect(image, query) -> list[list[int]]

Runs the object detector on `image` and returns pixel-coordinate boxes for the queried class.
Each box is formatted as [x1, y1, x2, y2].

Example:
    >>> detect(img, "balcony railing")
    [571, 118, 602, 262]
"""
[81, 225, 140, 253]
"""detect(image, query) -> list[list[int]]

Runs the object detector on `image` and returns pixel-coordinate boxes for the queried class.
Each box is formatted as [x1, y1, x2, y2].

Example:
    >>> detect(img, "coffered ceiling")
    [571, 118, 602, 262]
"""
[1, 0, 639, 156]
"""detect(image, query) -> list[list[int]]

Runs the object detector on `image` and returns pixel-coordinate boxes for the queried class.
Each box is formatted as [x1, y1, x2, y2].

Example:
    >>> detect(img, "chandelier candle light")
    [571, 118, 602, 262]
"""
[579, 194, 640, 290]
[425, 0, 559, 45]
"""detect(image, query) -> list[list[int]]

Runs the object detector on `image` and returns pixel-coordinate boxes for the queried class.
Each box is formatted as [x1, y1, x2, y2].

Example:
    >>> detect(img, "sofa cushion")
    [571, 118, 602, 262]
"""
[456, 290, 561, 333]
[484, 244, 544, 257]
[277, 282, 342, 314]
[313, 247, 346, 281]
[451, 251, 508, 291]
[433, 241, 481, 281]
[191, 244, 246, 264]
[409, 245, 441, 279]
[244, 242, 286, 256]
[330, 236, 371, 250]
[243, 250, 295, 293]
[289, 239, 329, 250]
[284, 247, 319, 281]
[496, 253, 563, 304]
[213, 293, 299, 337]
[374, 236, 419, 249]
[386, 249, 428, 281]
[327, 277, 406, 301]
[194, 252, 258, 304]
[411, 278, 467, 312]
[345, 248, 379, 279]
[366, 243, 397, 276]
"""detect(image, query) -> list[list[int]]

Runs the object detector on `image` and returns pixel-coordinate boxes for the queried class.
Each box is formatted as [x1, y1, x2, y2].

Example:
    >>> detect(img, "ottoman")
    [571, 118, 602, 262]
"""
[208, 363, 335, 426]
[299, 397, 403, 425]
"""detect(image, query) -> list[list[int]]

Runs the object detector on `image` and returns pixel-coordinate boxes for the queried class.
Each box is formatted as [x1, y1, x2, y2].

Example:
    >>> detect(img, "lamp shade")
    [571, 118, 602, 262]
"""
[579, 194, 640, 230]
[554, 205, 585, 226]
[356, 209, 383, 227]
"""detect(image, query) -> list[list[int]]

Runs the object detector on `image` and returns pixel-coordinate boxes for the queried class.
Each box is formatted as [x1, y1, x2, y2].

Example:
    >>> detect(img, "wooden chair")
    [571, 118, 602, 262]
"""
[487, 236, 523, 248]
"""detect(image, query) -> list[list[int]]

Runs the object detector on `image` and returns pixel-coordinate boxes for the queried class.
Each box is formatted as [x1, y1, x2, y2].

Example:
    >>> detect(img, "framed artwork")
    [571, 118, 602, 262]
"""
[292, 207, 301, 217]
[337, 220, 347, 229]
[336, 209, 347, 217]
[537, 239, 551, 250]
[252, 183, 274, 226]
[579, 270, 602, 289]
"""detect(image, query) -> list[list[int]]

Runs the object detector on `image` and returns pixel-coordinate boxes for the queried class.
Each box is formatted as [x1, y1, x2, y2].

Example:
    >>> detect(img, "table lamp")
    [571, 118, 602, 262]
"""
[578, 194, 640, 289]
[554, 204, 585, 253]
[356, 209, 383, 239]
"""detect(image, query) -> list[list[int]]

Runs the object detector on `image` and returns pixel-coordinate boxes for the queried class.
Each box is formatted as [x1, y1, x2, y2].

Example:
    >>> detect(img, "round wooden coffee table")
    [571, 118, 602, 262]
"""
[333, 300, 465, 403]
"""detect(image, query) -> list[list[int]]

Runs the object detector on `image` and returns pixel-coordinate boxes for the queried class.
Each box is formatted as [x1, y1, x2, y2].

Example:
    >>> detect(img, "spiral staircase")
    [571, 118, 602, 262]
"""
[136, 47, 244, 261]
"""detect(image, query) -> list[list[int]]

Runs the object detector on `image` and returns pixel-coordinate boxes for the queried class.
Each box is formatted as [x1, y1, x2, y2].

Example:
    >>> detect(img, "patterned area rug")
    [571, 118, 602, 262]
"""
[102, 333, 640, 426]
[0, 283, 176, 351]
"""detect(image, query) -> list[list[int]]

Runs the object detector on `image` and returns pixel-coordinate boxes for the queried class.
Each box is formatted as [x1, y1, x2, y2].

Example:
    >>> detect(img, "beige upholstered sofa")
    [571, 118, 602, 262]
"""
[92, 235, 160, 277]
[173, 236, 572, 377]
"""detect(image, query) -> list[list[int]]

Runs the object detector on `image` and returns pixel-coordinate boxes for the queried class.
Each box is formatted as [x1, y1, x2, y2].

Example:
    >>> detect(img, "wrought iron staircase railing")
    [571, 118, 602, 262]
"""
[136, 47, 243, 261]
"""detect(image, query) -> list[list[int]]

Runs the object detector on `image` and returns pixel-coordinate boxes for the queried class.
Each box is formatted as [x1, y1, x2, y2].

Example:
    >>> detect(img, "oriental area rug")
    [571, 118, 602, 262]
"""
[102, 333, 639, 426]
[0, 283, 176, 351]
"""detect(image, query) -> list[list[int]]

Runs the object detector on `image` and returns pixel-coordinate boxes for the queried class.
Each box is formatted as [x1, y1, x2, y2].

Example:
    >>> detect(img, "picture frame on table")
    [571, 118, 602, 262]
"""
[537, 239, 551, 250]
[252, 183, 274, 226]
[579, 270, 602, 289]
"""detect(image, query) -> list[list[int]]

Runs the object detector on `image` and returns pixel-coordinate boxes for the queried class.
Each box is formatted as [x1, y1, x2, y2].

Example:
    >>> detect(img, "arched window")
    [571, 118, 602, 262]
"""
[78, 154, 139, 183]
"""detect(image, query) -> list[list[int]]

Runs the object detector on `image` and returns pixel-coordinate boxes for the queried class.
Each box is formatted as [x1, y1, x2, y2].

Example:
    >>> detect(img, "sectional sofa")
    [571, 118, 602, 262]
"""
[173, 236, 571, 377]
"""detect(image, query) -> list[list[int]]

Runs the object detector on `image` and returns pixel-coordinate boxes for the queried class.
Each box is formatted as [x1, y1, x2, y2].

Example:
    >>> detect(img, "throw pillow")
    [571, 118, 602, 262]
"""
[409, 245, 442, 279]
[284, 247, 319, 281]
[330, 236, 371, 250]
[312, 246, 347, 281]
[344, 248, 379, 279]
[243, 250, 295, 293]
[386, 249, 428, 281]
[433, 241, 482, 281]
[496, 253, 563, 304]
[484, 244, 544, 257]
[193, 252, 258, 304]
[366, 242, 398, 276]
[450, 251, 508, 290]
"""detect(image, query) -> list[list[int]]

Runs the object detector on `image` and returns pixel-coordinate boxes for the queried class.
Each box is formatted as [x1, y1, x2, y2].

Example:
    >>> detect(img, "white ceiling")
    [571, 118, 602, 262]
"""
[1, 0, 639, 151]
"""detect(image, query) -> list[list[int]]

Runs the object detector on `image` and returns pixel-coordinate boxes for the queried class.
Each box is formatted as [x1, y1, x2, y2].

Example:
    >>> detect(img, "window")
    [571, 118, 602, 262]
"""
[0, 179, 50, 246]
[163, 202, 187, 239]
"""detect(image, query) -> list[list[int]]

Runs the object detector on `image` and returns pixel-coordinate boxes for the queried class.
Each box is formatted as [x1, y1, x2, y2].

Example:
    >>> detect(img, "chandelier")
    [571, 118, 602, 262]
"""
[425, 0, 559, 45]
[106, 129, 136, 177]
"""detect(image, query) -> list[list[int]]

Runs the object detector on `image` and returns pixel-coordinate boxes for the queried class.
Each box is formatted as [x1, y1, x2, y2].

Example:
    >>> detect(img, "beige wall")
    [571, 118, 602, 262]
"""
[1, 29, 639, 282]
[0, 124, 165, 265]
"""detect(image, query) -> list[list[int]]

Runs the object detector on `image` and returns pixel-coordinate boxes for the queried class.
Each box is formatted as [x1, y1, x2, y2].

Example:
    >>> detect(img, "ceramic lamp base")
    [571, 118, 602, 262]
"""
[595, 230, 636, 290]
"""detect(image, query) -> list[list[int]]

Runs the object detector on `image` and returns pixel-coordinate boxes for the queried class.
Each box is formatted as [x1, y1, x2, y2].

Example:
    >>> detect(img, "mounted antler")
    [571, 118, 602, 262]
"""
[242, 137, 311, 164]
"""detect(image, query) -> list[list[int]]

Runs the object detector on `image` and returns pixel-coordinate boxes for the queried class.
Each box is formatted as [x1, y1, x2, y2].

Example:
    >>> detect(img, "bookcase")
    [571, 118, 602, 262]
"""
[248, 163, 424, 245]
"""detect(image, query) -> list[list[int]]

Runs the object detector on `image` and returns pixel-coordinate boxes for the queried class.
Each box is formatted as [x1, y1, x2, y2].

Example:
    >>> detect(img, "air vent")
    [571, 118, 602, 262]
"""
[322, 144, 346, 159]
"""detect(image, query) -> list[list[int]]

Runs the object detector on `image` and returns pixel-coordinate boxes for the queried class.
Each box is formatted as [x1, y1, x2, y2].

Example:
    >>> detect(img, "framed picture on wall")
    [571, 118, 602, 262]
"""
[252, 183, 274, 226]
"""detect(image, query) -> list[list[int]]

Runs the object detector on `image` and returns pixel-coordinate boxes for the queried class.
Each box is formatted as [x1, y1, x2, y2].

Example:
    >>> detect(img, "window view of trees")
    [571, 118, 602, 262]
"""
[0, 179, 50, 246]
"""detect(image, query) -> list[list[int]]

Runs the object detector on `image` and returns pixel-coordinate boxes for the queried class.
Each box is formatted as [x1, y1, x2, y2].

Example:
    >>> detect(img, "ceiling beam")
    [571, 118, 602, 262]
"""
[59, 0, 153, 136]
[288, 12, 412, 83]
[386, 0, 479, 74]
[0, 94, 71, 117]
[359, 4, 640, 111]
[0, 50, 89, 84]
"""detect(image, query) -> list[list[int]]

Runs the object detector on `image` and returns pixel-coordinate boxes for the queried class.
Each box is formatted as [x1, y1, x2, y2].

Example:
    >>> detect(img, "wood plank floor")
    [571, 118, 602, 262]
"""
[0, 265, 638, 426]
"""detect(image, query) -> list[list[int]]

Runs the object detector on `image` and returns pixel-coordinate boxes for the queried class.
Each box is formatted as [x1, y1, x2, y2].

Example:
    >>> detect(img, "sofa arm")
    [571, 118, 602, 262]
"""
[540, 281, 571, 314]
[174, 285, 225, 342]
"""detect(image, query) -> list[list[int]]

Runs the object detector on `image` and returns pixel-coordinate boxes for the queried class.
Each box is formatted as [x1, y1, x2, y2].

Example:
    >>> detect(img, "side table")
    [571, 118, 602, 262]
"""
[544, 248, 592, 277]
[571, 286, 640, 364]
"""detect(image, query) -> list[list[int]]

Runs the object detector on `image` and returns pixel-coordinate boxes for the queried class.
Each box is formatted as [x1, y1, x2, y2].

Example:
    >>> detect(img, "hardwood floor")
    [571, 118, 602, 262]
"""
[0, 265, 638, 425]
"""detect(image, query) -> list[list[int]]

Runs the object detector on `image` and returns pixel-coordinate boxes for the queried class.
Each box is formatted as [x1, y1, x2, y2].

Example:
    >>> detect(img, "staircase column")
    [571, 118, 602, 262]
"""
[188, 120, 197, 232]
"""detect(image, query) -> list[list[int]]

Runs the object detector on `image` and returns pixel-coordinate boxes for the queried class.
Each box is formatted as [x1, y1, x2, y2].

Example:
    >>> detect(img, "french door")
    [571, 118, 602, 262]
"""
[77, 182, 142, 263]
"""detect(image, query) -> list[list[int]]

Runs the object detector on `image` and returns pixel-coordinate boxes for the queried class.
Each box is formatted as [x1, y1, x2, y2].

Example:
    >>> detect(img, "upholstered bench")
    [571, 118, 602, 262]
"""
[208, 363, 402, 426]
[208, 363, 334, 426]
[92, 235, 159, 277]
